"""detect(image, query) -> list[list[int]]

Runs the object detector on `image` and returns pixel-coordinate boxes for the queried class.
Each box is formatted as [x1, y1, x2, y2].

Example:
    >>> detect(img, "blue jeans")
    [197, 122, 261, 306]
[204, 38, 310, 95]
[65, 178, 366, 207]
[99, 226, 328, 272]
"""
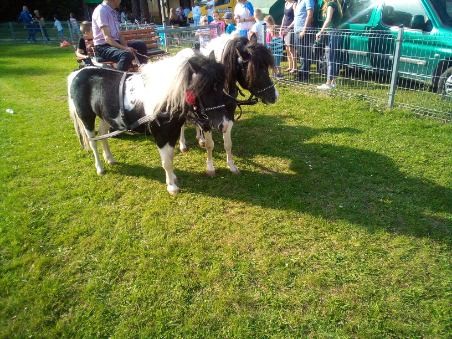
[327, 31, 343, 81]
[26, 23, 36, 42]
[95, 40, 148, 71]
[293, 31, 315, 81]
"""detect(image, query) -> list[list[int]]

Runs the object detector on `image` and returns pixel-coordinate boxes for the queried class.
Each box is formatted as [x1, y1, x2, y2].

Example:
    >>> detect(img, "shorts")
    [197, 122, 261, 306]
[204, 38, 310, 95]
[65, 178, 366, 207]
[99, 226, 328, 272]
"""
[284, 30, 293, 46]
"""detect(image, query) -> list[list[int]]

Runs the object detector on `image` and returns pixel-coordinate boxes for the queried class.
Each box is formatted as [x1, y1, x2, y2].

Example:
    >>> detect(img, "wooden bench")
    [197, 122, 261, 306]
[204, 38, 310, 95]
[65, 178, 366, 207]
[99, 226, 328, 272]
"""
[120, 27, 166, 58]
[77, 27, 166, 69]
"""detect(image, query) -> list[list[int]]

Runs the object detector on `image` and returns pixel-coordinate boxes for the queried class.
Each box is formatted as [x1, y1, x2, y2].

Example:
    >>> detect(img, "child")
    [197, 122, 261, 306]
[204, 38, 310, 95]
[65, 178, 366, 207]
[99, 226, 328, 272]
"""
[75, 21, 94, 67]
[223, 12, 236, 35]
[192, 1, 201, 26]
[264, 15, 283, 78]
[54, 15, 70, 47]
[195, 15, 211, 48]
[249, 9, 265, 44]
[210, 10, 225, 36]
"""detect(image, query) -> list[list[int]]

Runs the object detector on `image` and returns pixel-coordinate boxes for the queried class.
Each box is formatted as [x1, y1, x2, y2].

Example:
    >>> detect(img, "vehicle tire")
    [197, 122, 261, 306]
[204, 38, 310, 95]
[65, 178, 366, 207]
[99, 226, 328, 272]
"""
[437, 66, 452, 99]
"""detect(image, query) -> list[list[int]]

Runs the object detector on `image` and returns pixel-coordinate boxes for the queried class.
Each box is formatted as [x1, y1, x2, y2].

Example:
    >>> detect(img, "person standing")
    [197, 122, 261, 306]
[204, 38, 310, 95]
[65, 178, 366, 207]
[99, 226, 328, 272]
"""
[192, 1, 201, 26]
[234, 0, 255, 38]
[206, 0, 215, 23]
[70, 13, 80, 41]
[249, 8, 265, 44]
[265, 15, 283, 77]
[18, 5, 36, 43]
[223, 12, 236, 34]
[279, 0, 296, 73]
[33, 9, 50, 42]
[210, 10, 226, 36]
[92, 0, 147, 71]
[316, 0, 344, 90]
[53, 15, 65, 43]
[292, 0, 315, 81]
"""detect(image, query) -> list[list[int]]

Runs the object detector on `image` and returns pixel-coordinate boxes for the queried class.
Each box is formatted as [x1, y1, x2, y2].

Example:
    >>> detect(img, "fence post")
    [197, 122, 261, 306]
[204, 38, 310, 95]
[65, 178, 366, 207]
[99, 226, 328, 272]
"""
[162, 23, 168, 52]
[263, 22, 267, 46]
[388, 26, 403, 109]
[67, 20, 73, 42]
[9, 22, 16, 40]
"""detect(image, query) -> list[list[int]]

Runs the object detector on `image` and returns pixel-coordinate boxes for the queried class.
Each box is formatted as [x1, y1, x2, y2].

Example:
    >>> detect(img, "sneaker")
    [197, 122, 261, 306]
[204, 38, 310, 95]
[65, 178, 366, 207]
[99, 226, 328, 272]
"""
[317, 83, 334, 90]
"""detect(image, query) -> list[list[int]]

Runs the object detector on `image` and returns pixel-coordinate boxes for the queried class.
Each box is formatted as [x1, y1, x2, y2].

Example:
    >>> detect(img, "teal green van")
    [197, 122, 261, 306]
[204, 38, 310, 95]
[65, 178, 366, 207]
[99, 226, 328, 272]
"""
[337, 0, 452, 96]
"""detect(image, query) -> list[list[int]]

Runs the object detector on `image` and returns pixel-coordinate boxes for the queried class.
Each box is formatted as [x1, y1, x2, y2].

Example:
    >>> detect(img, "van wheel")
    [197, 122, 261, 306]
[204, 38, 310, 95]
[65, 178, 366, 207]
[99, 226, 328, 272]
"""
[437, 66, 452, 99]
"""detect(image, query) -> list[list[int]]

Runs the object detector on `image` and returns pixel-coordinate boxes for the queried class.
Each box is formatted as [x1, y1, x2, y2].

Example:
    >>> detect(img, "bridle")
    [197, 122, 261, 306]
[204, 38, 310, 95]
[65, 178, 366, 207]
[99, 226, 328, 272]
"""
[186, 94, 227, 130]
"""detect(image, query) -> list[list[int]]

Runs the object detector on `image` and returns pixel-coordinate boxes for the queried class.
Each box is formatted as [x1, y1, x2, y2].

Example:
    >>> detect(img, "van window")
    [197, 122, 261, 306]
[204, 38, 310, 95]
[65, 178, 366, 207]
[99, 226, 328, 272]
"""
[430, 0, 452, 27]
[382, 0, 428, 29]
[345, 0, 374, 24]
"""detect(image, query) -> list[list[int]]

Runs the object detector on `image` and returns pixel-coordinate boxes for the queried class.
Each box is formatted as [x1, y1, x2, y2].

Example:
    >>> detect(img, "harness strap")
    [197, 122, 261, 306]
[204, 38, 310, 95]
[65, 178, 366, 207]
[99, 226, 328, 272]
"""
[88, 114, 155, 141]
[118, 71, 129, 124]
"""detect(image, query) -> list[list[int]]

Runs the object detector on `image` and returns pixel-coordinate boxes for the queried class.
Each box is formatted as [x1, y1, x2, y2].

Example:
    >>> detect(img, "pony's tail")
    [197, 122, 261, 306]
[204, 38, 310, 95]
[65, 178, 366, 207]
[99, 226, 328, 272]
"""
[68, 73, 90, 150]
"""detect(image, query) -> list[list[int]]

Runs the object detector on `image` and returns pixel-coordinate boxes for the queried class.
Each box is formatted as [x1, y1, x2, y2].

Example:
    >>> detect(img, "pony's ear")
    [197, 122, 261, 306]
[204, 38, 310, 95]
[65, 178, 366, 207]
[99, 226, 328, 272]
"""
[249, 33, 258, 44]
[208, 51, 216, 61]
[188, 58, 202, 74]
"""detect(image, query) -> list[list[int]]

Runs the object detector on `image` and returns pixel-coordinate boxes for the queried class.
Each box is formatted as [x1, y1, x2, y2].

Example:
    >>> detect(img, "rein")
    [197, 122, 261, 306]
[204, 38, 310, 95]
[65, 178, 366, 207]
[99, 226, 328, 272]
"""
[187, 102, 227, 129]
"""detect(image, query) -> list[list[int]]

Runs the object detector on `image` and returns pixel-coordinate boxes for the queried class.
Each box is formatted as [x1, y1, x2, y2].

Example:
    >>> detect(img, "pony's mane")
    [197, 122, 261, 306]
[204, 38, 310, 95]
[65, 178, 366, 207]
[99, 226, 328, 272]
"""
[207, 36, 274, 91]
[139, 49, 194, 118]
[245, 42, 275, 87]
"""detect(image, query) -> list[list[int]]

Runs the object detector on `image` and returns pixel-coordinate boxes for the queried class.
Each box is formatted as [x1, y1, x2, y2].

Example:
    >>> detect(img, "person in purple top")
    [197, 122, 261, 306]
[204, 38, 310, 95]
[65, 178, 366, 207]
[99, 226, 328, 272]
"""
[92, 0, 147, 71]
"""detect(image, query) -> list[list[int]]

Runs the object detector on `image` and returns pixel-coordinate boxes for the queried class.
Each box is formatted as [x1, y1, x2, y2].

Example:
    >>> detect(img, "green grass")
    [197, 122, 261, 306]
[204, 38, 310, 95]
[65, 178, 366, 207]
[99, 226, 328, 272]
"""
[0, 44, 451, 337]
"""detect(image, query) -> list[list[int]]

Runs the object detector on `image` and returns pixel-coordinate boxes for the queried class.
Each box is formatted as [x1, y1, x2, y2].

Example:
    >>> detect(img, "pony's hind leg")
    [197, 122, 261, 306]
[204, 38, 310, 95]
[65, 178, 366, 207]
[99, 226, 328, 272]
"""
[204, 131, 216, 176]
[179, 124, 188, 153]
[158, 143, 179, 195]
[85, 129, 105, 175]
[223, 121, 239, 174]
[98, 120, 117, 164]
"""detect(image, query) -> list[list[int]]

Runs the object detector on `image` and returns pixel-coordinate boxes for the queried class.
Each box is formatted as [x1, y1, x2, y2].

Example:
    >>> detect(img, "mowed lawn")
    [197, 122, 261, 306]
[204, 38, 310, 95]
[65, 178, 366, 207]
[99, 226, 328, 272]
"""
[0, 44, 451, 337]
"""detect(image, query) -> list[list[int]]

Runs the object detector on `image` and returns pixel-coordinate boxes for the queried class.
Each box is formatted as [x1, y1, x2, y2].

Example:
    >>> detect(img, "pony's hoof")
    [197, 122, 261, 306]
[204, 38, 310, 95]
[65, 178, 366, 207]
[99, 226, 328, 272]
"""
[180, 146, 188, 153]
[107, 158, 117, 165]
[97, 168, 105, 175]
[167, 184, 180, 195]
[206, 169, 216, 177]
[198, 140, 206, 149]
[230, 166, 240, 174]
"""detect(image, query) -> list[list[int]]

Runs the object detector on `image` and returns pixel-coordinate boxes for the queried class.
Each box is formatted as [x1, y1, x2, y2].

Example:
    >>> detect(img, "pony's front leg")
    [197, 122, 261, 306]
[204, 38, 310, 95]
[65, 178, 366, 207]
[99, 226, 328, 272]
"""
[179, 124, 188, 153]
[204, 131, 216, 176]
[223, 121, 239, 174]
[85, 129, 105, 175]
[196, 125, 206, 148]
[158, 143, 179, 195]
[98, 120, 117, 164]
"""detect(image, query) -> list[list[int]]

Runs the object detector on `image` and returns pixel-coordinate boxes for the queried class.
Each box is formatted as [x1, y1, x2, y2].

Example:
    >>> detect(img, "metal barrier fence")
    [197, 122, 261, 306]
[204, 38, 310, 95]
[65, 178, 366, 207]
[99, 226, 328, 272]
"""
[155, 25, 451, 122]
[1, 22, 450, 122]
[0, 21, 81, 44]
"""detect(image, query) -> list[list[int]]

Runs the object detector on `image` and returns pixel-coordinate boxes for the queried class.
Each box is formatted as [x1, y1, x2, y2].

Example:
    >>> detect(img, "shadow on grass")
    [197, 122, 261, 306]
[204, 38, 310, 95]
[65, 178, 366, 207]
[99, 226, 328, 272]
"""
[115, 115, 451, 242]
